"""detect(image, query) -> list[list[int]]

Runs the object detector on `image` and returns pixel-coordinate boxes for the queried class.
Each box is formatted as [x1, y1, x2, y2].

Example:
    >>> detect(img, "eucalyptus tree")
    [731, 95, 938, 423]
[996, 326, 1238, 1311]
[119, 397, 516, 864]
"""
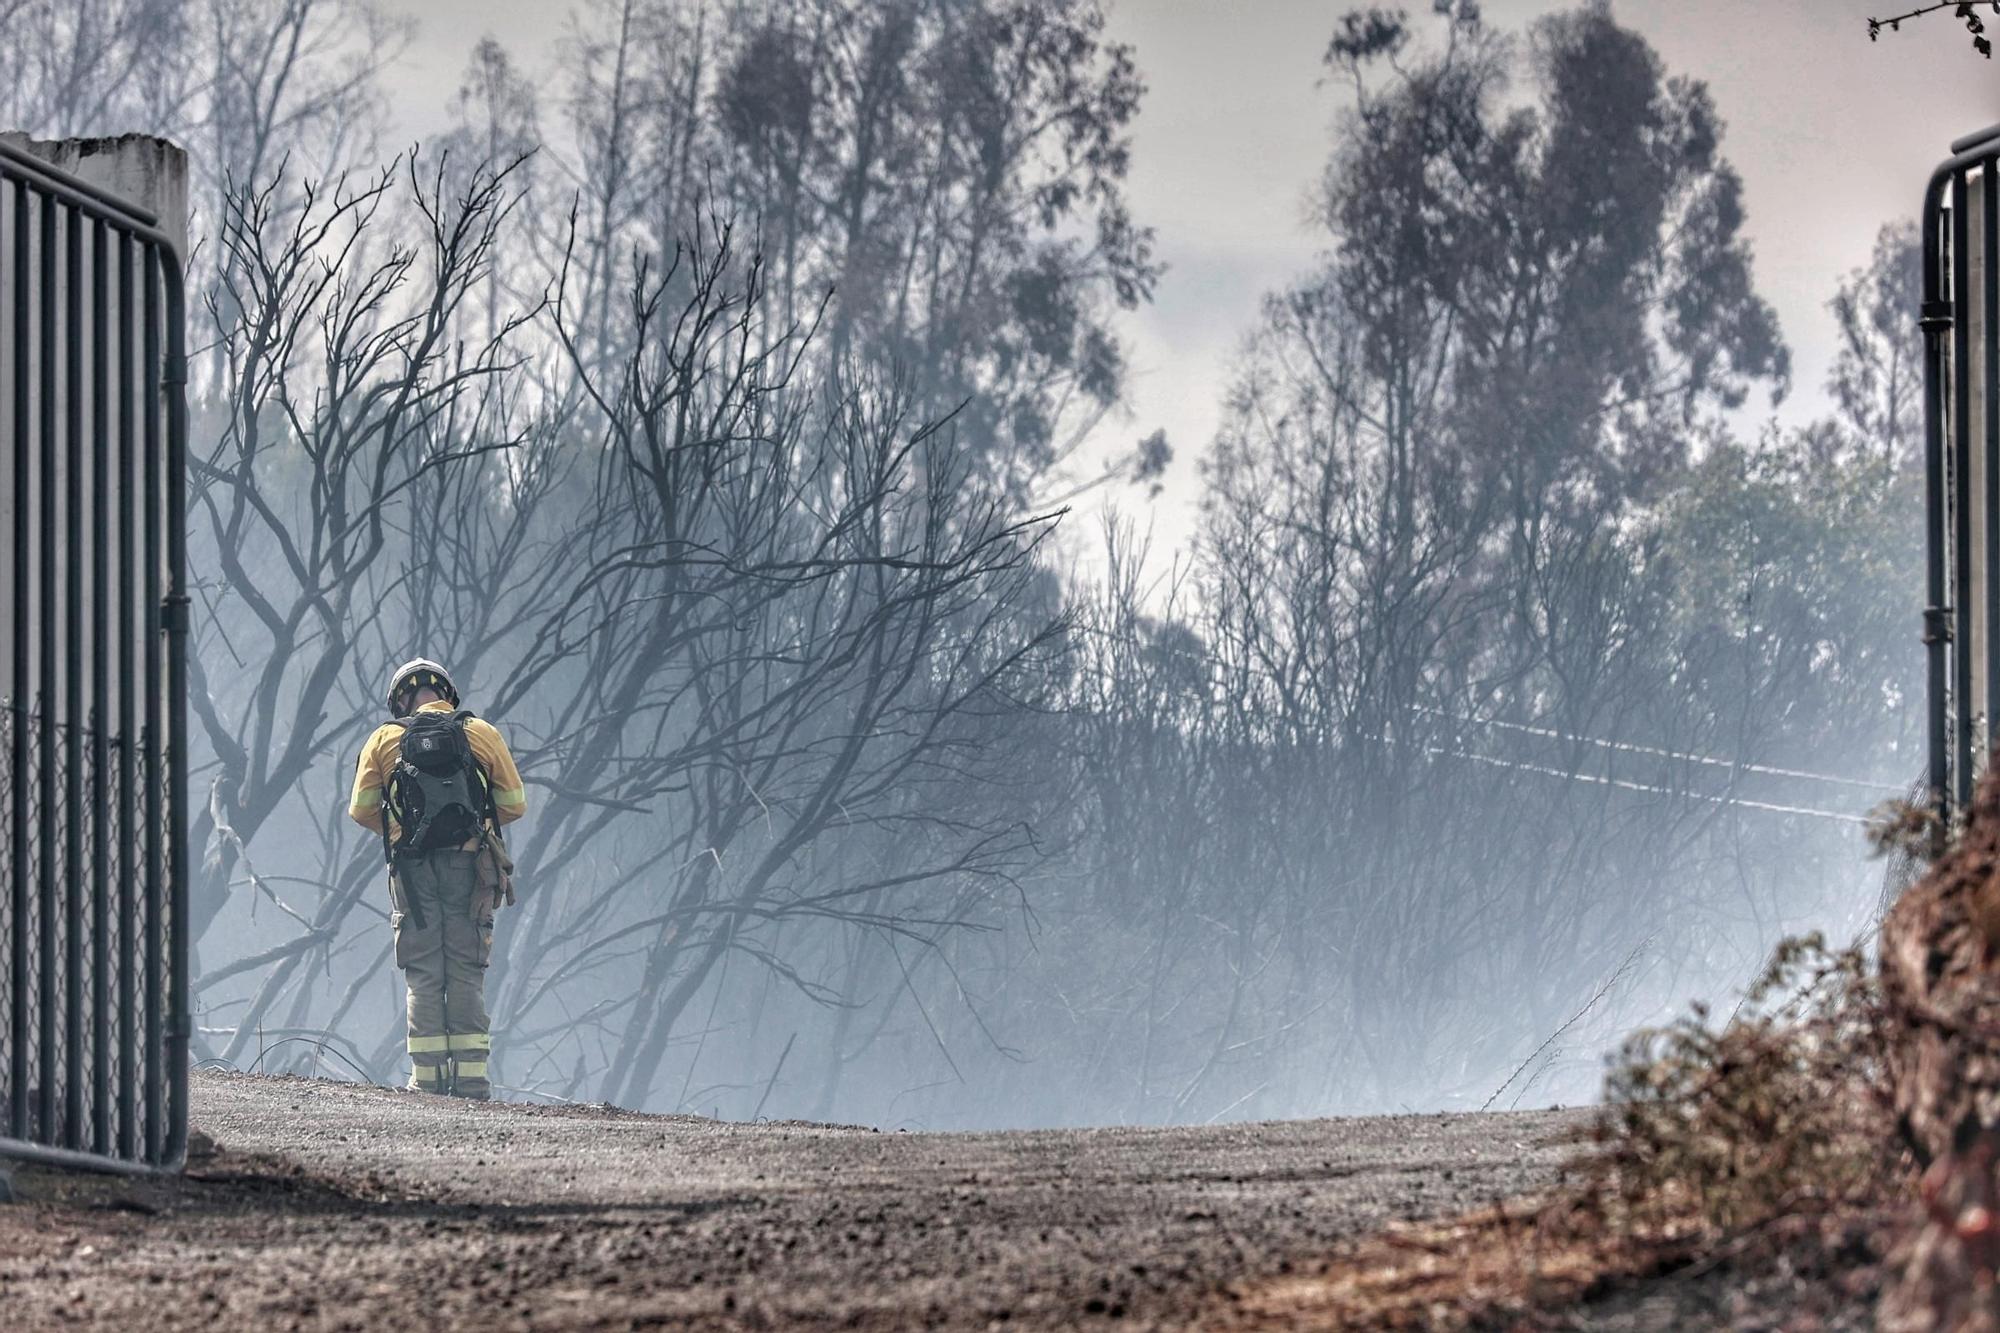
[534, 0, 1159, 506]
[1165, 0, 1803, 1106]
[1823, 221, 1924, 468]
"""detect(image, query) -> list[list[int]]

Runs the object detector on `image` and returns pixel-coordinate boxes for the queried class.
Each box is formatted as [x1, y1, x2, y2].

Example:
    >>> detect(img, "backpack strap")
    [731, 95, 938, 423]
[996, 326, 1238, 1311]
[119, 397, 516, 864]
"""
[451, 710, 502, 835]
[378, 717, 414, 866]
[373, 720, 427, 929]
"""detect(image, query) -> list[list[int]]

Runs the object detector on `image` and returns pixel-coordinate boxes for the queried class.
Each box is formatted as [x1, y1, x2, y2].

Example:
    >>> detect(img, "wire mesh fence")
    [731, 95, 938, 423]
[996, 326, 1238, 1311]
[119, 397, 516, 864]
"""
[0, 139, 187, 1172]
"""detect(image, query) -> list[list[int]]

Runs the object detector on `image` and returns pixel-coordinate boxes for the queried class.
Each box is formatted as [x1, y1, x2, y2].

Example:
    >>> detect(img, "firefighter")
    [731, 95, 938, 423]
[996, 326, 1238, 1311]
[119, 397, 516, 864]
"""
[348, 659, 527, 1099]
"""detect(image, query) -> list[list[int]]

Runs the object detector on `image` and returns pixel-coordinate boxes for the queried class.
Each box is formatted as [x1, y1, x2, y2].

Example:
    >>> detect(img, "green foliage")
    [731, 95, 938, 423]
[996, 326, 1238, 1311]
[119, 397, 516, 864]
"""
[1651, 443, 1919, 712]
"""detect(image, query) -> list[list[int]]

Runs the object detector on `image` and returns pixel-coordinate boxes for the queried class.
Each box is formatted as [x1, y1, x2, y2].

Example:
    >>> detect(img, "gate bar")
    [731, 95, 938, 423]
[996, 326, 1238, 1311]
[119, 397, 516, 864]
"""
[1956, 123, 2000, 154]
[1922, 124, 2000, 830]
[8, 177, 29, 1144]
[0, 136, 187, 1173]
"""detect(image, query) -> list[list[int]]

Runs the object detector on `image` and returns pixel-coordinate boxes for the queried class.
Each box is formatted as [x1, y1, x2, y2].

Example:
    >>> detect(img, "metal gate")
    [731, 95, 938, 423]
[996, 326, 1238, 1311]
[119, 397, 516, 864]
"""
[0, 139, 188, 1171]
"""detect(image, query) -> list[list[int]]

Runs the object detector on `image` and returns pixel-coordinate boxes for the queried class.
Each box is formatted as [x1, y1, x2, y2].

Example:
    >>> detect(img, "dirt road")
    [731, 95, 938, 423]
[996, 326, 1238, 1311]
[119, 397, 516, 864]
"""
[0, 1071, 1587, 1329]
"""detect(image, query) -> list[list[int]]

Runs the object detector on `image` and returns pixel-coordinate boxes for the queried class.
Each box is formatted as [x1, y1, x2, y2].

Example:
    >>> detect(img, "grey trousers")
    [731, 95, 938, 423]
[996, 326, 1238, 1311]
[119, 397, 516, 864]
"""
[390, 849, 495, 1098]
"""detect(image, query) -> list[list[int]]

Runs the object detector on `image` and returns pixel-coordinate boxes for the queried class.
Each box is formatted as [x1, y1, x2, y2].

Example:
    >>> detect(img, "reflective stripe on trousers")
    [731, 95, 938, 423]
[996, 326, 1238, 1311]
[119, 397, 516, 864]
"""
[392, 849, 495, 1097]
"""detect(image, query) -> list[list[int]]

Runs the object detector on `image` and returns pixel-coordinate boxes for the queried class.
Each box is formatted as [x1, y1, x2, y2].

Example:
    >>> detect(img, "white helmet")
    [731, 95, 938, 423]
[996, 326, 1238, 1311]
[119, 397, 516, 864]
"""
[385, 658, 459, 717]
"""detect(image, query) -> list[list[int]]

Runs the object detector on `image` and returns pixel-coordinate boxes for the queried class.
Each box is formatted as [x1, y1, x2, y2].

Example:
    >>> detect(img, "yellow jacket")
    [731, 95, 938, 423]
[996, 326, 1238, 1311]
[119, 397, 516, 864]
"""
[348, 700, 528, 842]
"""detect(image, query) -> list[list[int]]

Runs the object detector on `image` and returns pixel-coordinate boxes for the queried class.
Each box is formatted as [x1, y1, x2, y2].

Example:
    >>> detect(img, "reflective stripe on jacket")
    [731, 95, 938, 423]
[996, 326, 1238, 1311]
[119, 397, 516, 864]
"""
[348, 699, 528, 839]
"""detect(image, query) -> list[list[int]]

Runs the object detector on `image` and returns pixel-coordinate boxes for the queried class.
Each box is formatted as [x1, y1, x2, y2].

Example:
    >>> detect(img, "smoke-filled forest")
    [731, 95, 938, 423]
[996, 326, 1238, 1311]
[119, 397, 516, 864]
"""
[1, 0, 1935, 1129]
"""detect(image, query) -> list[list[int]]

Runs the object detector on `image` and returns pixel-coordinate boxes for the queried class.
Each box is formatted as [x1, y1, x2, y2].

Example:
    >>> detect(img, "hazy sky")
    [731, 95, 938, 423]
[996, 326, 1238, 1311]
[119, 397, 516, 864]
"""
[380, 0, 2000, 563]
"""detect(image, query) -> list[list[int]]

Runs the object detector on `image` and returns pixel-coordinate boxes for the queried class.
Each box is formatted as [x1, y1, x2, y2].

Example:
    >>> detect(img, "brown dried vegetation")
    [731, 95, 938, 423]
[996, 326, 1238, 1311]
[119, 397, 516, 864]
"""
[1876, 768, 2000, 1330]
[1244, 775, 2000, 1328]
[1234, 936, 1897, 1328]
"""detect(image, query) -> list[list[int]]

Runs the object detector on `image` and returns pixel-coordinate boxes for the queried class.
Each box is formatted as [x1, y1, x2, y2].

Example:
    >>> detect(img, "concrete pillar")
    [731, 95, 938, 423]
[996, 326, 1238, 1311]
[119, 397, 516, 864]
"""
[0, 132, 188, 262]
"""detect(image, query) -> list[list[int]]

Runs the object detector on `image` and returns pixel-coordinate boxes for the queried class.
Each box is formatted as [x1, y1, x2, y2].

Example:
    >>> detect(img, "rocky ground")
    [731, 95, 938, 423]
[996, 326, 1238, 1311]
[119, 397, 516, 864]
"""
[0, 1070, 1597, 1330]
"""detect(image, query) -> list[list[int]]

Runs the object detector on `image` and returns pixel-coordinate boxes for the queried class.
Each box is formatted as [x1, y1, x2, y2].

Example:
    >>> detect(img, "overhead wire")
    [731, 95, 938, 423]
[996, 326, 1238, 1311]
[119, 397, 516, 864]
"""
[1398, 735, 1875, 826]
[1062, 621, 1898, 827]
[1411, 705, 1905, 795]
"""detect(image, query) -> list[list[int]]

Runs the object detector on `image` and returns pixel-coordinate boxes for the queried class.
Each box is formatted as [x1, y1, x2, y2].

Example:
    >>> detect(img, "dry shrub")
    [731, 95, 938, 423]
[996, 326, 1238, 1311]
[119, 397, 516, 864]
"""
[1589, 762, 2000, 1327]
[1237, 778, 2000, 1328]
[1233, 936, 1907, 1330]
[1597, 932, 1899, 1242]
[1875, 767, 2000, 1329]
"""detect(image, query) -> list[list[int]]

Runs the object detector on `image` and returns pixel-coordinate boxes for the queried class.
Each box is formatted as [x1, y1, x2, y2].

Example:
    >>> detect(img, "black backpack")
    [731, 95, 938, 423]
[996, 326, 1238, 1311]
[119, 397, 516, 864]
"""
[383, 709, 493, 858]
